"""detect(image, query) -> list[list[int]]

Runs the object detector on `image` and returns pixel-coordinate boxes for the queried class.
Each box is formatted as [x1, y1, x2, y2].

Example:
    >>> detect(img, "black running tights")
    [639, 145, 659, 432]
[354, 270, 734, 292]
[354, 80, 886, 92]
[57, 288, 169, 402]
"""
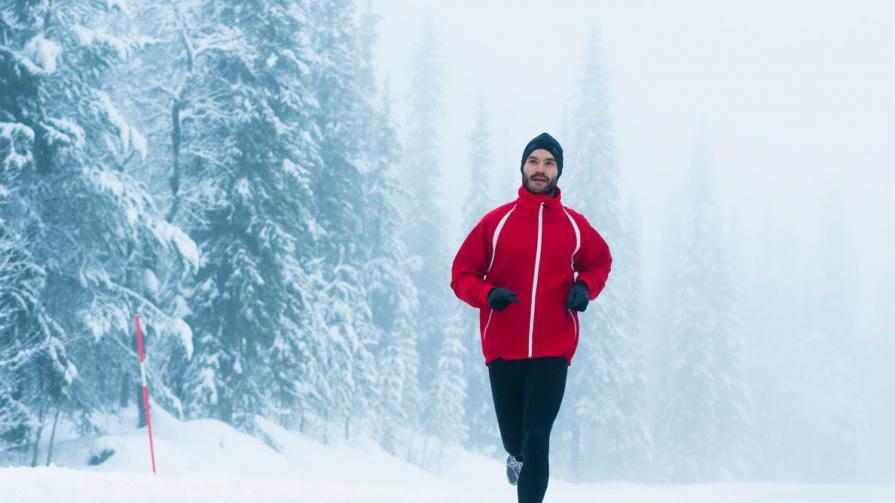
[488, 356, 568, 503]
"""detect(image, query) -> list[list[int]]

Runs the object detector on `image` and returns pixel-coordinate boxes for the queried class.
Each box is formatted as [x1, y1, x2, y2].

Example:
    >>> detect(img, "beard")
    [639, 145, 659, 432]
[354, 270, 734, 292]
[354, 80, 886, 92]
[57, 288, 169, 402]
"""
[522, 173, 558, 195]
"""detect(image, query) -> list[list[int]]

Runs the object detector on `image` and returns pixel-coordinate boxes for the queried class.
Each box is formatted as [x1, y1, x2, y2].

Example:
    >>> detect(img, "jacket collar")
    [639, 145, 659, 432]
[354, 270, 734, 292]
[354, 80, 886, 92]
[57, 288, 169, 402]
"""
[516, 184, 563, 211]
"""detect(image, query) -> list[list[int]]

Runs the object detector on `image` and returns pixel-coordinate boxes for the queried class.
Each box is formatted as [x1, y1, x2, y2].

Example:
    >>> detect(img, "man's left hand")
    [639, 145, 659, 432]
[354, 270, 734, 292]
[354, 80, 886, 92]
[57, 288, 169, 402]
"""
[565, 281, 590, 312]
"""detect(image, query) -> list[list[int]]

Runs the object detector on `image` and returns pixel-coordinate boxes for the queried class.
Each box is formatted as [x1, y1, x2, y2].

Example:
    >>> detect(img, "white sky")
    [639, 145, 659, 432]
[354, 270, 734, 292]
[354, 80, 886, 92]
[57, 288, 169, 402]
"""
[371, 0, 895, 314]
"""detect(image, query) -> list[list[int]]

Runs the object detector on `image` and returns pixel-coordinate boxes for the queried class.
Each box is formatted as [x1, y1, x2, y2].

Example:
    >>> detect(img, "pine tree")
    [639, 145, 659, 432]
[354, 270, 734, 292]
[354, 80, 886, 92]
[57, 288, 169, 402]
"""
[0, 220, 72, 462]
[355, 1, 423, 452]
[459, 96, 501, 453]
[178, 0, 321, 430]
[305, 0, 399, 441]
[0, 0, 196, 459]
[424, 309, 469, 470]
[759, 190, 867, 481]
[400, 15, 452, 394]
[556, 28, 652, 481]
[655, 140, 752, 482]
[800, 191, 867, 480]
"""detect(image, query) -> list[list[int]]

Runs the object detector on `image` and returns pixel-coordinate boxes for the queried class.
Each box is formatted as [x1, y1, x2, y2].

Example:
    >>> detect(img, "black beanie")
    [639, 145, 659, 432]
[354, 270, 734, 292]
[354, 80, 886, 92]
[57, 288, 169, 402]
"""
[520, 132, 564, 176]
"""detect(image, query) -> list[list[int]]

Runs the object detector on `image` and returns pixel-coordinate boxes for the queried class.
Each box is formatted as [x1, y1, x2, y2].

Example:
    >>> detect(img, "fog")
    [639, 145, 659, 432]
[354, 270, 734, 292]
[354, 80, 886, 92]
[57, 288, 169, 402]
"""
[373, 0, 894, 483]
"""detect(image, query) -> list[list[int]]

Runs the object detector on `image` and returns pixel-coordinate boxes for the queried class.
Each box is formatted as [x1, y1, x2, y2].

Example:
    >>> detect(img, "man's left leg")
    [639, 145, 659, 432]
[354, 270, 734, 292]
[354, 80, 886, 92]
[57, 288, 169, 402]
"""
[517, 357, 568, 503]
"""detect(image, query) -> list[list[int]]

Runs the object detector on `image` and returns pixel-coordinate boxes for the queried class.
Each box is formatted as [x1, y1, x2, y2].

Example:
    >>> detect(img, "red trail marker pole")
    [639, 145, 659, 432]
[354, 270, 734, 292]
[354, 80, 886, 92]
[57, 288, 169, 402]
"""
[135, 314, 157, 474]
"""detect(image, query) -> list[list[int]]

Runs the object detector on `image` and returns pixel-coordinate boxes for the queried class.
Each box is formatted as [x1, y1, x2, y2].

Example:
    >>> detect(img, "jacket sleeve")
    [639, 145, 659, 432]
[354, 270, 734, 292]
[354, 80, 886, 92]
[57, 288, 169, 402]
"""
[574, 215, 612, 301]
[451, 217, 495, 309]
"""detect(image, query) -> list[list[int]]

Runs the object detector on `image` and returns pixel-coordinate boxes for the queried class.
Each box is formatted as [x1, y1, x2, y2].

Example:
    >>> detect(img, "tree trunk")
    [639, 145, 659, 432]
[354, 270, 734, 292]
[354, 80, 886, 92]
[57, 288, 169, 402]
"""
[30, 401, 46, 468]
[166, 99, 184, 222]
[119, 371, 131, 408]
[137, 384, 147, 428]
[571, 419, 581, 480]
[45, 403, 62, 466]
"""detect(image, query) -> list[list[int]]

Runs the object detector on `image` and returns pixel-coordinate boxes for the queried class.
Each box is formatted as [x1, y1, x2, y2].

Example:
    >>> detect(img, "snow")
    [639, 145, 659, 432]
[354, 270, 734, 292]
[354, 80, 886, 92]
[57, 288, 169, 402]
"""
[131, 126, 148, 160]
[143, 268, 159, 294]
[81, 298, 127, 342]
[97, 91, 131, 152]
[2, 404, 891, 503]
[44, 117, 86, 149]
[72, 26, 94, 47]
[107, 0, 132, 17]
[150, 220, 200, 269]
[47, 337, 78, 385]
[0, 122, 35, 170]
[87, 168, 199, 269]
[0, 122, 35, 142]
[235, 178, 251, 197]
[92, 168, 126, 196]
[172, 318, 193, 359]
[23, 35, 61, 74]
[72, 25, 130, 59]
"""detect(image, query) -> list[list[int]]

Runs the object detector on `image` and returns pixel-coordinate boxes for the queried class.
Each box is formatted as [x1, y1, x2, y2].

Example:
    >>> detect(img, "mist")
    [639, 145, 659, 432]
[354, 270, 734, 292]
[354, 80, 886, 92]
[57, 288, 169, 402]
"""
[1, 0, 891, 494]
[374, 0, 894, 484]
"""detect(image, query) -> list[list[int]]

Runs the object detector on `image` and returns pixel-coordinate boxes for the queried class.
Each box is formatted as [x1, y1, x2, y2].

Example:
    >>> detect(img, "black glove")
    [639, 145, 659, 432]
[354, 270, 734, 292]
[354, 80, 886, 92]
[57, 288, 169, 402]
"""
[487, 287, 519, 311]
[565, 281, 589, 312]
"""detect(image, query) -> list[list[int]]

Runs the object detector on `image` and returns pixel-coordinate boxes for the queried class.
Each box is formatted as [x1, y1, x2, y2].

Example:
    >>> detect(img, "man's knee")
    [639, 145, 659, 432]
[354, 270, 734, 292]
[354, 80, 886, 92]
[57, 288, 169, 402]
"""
[503, 436, 523, 458]
[522, 430, 549, 454]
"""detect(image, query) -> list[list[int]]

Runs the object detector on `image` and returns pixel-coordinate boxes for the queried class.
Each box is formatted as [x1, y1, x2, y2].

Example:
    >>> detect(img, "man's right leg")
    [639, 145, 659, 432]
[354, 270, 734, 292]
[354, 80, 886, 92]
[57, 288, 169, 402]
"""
[488, 358, 527, 464]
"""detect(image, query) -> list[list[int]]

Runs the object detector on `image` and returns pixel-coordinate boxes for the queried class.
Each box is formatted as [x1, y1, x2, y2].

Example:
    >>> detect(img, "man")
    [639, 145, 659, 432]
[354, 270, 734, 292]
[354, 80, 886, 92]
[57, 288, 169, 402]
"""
[450, 132, 612, 503]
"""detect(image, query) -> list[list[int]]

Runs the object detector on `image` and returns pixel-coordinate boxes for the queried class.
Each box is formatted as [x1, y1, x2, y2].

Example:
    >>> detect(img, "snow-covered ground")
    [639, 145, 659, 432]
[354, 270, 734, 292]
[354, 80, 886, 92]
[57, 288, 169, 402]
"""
[2, 404, 892, 503]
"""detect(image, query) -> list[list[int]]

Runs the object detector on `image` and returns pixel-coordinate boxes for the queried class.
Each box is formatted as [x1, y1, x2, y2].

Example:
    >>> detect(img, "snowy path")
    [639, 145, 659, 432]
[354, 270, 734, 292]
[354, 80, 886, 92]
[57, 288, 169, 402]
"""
[1, 406, 891, 502]
[3, 466, 894, 503]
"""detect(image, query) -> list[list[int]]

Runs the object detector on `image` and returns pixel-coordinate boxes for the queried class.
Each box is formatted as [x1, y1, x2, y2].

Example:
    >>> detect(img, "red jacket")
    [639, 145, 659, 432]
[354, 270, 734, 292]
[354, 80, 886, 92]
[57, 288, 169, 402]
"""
[451, 185, 612, 365]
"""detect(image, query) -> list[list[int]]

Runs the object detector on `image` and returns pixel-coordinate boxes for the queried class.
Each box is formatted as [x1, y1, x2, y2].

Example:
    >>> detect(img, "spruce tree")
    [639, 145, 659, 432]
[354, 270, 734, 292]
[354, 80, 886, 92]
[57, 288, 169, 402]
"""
[179, 0, 321, 430]
[355, 1, 423, 451]
[556, 28, 652, 480]
[459, 97, 501, 453]
[400, 15, 451, 393]
[655, 141, 752, 482]
[0, 0, 196, 458]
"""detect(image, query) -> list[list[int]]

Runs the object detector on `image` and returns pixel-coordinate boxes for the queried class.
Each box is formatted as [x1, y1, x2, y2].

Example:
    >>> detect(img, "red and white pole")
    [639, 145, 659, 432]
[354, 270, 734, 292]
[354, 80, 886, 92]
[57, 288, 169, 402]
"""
[135, 314, 157, 474]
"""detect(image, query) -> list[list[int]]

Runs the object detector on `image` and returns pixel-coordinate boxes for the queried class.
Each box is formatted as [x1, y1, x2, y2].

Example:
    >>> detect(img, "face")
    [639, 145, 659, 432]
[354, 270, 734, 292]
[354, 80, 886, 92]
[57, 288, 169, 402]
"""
[521, 149, 559, 195]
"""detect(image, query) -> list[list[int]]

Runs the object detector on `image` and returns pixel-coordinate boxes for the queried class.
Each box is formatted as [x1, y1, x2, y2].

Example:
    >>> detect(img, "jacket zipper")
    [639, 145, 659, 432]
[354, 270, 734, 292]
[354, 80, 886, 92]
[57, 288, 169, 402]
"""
[528, 202, 545, 357]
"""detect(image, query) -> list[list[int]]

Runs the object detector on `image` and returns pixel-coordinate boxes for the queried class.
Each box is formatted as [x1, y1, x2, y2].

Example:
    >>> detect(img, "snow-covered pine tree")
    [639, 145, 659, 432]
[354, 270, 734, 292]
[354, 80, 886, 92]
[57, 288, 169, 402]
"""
[0, 219, 73, 465]
[423, 308, 468, 470]
[780, 190, 866, 481]
[1, 46, 65, 459]
[555, 28, 652, 481]
[400, 15, 452, 394]
[303, 0, 387, 442]
[363, 85, 423, 454]
[178, 0, 322, 430]
[459, 96, 501, 453]
[355, 1, 423, 451]
[654, 140, 752, 482]
[0, 0, 196, 458]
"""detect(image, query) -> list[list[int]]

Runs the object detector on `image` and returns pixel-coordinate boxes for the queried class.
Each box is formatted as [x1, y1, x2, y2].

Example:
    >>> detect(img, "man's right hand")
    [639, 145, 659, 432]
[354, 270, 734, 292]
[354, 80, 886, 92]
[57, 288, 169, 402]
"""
[487, 287, 520, 311]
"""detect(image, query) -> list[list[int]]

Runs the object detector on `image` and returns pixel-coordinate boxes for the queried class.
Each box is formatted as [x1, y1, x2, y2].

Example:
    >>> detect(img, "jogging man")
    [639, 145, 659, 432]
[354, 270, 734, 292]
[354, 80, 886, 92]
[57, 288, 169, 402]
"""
[450, 132, 612, 503]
